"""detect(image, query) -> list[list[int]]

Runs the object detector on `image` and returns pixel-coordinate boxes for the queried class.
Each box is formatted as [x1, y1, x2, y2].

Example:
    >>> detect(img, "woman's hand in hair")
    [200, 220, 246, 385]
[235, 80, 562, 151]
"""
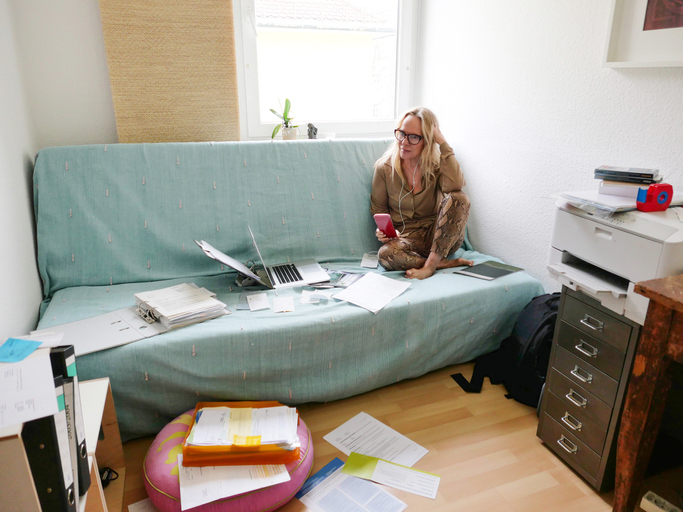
[433, 124, 446, 146]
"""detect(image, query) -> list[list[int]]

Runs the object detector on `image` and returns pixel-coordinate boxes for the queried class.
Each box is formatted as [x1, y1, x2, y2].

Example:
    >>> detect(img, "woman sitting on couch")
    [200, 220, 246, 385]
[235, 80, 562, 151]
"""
[371, 107, 473, 280]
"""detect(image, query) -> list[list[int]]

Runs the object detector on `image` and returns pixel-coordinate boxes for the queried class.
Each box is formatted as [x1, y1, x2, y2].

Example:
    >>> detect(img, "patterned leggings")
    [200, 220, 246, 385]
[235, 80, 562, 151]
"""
[378, 191, 470, 271]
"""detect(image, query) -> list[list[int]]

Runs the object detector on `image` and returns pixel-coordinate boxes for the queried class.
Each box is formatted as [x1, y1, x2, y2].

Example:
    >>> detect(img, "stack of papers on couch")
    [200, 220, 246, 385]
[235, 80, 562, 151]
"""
[134, 283, 228, 329]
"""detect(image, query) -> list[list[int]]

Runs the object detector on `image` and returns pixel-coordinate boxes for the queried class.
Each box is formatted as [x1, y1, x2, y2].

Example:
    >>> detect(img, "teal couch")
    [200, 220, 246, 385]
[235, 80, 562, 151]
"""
[33, 139, 544, 440]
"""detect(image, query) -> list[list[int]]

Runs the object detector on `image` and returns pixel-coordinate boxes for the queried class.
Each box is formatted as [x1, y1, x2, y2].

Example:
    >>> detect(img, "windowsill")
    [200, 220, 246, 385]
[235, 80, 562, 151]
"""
[243, 120, 397, 141]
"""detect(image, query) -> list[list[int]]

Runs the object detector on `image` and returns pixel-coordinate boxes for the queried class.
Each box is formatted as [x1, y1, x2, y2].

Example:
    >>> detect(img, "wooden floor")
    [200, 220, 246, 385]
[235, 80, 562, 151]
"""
[121, 363, 683, 512]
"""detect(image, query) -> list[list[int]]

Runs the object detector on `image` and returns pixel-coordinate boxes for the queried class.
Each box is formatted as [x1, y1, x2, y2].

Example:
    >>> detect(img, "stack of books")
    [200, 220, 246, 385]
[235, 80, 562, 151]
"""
[134, 283, 228, 329]
[594, 165, 662, 198]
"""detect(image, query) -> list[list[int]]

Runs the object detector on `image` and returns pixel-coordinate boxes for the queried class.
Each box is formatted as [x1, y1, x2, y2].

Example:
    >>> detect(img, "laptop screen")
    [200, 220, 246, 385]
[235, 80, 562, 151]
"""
[247, 225, 271, 273]
[194, 240, 264, 283]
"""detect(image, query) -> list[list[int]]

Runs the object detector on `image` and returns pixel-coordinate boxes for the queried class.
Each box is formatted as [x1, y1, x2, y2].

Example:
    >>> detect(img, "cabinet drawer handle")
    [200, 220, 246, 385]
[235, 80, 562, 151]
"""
[561, 412, 583, 431]
[570, 365, 593, 384]
[566, 389, 588, 408]
[575, 340, 599, 358]
[557, 435, 578, 454]
[580, 314, 604, 331]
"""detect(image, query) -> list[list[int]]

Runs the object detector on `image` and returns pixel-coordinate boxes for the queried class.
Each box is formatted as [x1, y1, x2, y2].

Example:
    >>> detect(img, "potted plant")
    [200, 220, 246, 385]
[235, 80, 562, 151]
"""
[270, 98, 298, 140]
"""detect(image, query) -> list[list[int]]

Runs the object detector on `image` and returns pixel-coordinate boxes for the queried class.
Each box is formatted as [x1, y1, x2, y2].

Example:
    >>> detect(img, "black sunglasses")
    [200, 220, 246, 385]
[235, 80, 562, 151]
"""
[394, 129, 423, 145]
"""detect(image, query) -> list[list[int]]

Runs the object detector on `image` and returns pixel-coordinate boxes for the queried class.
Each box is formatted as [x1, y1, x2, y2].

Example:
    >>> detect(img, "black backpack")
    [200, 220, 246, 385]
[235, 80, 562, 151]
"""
[452, 292, 561, 408]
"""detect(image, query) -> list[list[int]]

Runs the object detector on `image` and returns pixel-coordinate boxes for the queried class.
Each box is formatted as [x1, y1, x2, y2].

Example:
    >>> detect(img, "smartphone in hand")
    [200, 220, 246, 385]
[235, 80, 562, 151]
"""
[374, 213, 399, 238]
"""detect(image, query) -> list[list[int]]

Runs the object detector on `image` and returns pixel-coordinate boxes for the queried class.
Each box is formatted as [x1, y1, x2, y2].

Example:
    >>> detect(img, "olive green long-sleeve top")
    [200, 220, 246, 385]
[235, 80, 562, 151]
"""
[370, 142, 465, 238]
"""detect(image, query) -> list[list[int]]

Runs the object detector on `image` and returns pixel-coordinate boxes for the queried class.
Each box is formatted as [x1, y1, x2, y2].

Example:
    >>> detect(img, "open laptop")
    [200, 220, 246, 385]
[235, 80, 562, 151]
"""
[195, 226, 330, 289]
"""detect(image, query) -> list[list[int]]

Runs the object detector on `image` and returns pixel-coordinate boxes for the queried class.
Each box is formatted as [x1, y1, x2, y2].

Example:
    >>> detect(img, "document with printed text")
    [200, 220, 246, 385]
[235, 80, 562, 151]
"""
[323, 412, 428, 467]
[296, 457, 406, 512]
[343, 452, 441, 500]
[178, 455, 289, 511]
[0, 349, 59, 429]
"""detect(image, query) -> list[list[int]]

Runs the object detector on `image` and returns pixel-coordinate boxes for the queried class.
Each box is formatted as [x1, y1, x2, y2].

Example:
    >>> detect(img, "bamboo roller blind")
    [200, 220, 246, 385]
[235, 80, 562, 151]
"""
[99, 0, 240, 143]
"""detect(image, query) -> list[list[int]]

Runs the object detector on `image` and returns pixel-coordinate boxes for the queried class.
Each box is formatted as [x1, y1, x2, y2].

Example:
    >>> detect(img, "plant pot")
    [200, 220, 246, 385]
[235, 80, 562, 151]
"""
[282, 127, 297, 140]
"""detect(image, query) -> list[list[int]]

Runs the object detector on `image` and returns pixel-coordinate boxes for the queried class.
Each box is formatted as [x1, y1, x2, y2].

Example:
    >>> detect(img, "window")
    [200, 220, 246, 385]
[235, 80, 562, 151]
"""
[234, 0, 418, 139]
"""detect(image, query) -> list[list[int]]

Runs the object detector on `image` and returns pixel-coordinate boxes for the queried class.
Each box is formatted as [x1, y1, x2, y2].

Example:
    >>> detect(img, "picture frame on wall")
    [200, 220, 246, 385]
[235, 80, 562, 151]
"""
[604, 0, 683, 67]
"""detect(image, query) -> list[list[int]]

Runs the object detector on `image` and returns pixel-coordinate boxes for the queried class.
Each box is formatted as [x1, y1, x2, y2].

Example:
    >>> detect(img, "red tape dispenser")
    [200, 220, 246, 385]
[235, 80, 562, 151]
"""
[636, 183, 673, 212]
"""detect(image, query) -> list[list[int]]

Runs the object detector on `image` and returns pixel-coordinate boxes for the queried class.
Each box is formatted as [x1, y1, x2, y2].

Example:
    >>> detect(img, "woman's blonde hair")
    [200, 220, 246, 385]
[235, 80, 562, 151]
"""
[376, 107, 441, 186]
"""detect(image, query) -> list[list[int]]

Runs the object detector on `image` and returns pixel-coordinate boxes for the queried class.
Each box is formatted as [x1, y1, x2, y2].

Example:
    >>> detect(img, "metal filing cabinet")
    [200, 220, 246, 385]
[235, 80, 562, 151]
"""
[537, 287, 640, 491]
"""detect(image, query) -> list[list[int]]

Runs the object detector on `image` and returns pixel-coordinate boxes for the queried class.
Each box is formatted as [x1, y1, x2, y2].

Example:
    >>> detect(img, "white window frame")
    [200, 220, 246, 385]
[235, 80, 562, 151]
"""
[233, 0, 419, 140]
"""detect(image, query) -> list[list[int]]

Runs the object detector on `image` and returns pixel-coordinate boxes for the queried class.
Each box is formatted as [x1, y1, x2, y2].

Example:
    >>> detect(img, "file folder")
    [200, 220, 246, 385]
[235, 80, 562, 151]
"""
[182, 401, 300, 467]
[31, 305, 169, 356]
[21, 376, 77, 512]
[50, 346, 91, 496]
[30, 284, 228, 356]
[62, 378, 79, 506]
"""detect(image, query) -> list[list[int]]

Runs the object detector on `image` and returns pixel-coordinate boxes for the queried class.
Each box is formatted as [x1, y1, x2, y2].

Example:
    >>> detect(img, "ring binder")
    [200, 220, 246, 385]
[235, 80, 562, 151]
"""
[21, 376, 77, 512]
[30, 283, 228, 356]
[50, 346, 91, 497]
[136, 304, 158, 324]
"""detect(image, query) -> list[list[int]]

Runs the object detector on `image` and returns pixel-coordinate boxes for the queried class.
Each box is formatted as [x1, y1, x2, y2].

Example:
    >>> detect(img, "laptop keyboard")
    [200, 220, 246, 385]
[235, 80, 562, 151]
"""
[272, 264, 303, 284]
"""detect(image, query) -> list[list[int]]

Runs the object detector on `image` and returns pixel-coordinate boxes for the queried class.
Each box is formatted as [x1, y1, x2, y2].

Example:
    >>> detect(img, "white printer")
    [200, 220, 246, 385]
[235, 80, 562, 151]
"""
[547, 200, 683, 325]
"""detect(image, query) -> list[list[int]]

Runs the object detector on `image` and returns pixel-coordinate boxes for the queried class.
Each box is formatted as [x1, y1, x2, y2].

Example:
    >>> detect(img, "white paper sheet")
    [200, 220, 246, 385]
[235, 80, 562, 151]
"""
[372, 459, 440, 499]
[0, 349, 59, 429]
[236, 290, 264, 310]
[361, 253, 379, 268]
[296, 458, 406, 512]
[128, 498, 160, 512]
[177, 455, 290, 511]
[300, 289, 334, 304]
[190, 407, 230, 445]
[333, 273, 410, 313]
[273, 297, 295, 312]
[251, 406, 299, 445]
[323, 412, 428, 467]
[247, 293, 271, 311]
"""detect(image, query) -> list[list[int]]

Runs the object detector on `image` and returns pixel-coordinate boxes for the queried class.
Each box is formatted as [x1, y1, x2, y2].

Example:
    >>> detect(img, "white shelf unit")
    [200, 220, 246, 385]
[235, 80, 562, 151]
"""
[0, 377, 126, 512]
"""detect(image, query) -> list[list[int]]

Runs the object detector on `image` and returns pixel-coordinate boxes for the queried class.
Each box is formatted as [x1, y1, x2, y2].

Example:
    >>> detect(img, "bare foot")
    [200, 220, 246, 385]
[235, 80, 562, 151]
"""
[406, 258, 474, 279]
[436, 257, 474, 269]
[405, 265, 436, 280]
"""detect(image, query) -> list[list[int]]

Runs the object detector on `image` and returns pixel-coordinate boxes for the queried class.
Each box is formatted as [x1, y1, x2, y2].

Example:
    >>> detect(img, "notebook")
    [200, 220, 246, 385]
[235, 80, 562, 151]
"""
[454, 261, 522, 280]
[195, 226, 330, 289]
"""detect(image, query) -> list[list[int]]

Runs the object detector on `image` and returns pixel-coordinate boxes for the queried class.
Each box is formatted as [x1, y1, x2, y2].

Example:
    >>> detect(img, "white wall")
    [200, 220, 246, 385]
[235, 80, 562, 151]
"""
[0, 0, 42, 339]
[12, 0, 117, 149]
[416, 0, 683, 292]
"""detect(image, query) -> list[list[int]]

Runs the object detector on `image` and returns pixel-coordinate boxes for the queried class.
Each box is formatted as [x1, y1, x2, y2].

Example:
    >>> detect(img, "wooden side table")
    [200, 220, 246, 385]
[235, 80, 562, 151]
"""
[613, 274, 683, 512]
